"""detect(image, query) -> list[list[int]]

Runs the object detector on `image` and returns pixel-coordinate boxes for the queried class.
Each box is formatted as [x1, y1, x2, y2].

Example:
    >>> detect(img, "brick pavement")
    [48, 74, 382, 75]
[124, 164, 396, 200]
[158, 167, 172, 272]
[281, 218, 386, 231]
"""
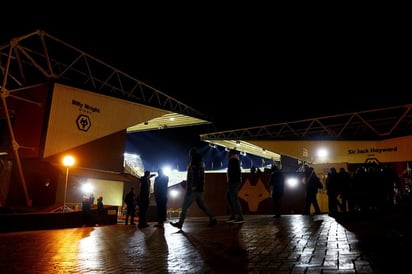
[0, 214, 409, 273]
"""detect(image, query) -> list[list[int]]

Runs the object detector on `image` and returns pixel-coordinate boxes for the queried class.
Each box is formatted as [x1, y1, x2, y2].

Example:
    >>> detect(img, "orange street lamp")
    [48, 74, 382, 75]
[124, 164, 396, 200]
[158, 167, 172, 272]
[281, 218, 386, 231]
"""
[62, 155, 75, 212]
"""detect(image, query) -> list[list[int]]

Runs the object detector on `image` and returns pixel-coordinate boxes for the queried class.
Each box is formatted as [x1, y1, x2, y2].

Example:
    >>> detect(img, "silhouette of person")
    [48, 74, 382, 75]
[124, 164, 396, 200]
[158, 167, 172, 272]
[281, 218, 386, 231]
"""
[96, 196, 104, 225]
[170, 147, 217, 230]
[124, 187, 136, 225]
[89, 193, 95, 206]
[138, 170, 153, 228]
[337, 167, 352, 213]
[154, 168, 169, 228]
[97, 196, 104, 215]
[82, 193, 91, 225]
[269, 164, 285, 218]
[326, 167, 340, 215]
[380, 165, 400, 213]
[303, 164, 321, 215]
[226, 149, 245, 223]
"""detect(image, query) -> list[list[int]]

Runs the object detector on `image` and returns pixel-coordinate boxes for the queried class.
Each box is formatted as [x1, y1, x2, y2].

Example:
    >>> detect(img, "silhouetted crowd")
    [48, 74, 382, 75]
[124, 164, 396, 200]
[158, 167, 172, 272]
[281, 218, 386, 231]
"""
[326, 162, 411, 217]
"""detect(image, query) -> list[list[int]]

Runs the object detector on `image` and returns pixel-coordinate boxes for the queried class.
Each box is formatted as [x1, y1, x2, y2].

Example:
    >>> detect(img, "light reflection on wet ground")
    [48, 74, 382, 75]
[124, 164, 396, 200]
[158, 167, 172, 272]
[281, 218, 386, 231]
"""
[0, 214, 409, 273]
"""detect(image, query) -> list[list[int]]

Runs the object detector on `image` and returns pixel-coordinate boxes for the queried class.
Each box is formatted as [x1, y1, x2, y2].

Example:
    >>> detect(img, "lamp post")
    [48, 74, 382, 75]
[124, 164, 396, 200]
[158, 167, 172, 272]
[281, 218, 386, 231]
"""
[62, 155, 75, 212]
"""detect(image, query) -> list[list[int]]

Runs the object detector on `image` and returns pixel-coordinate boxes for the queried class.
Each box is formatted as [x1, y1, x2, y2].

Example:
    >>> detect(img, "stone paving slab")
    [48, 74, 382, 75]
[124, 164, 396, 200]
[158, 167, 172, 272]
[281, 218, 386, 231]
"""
[0, 214, 409, 273]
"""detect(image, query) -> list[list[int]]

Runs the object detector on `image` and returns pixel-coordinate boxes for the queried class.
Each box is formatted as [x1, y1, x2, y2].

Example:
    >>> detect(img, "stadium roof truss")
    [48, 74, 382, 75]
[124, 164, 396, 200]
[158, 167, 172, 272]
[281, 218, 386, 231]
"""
[0, 29, 210, 129]
[200, 104, 412, 161]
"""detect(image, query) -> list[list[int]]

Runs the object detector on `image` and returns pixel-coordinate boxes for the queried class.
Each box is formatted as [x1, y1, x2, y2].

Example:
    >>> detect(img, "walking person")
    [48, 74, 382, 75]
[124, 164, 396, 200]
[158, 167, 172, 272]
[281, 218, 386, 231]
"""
[325, 167, 340, 216]
[302, 164, 321, 215]
[124, 187, 136, 225]
[226, 149, 245, 223]
[138, 170, 153, 228]
[269, 164, 285, 218]
[170, 147, 218, 230]
[154, 168, 169, 228]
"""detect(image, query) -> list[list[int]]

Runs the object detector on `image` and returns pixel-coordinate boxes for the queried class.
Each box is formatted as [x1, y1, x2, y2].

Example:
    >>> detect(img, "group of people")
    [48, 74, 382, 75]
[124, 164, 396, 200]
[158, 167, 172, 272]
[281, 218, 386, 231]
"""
[124, 170, 157, 228]
[81, 193, 104, 226]
[125, 147, 250, 230]
[325, 162, 401, 215]
[170, 147, 251, 229]
[124, 170, 168, 228]
[325, 167, 351, 215]
[269, 163, 335, 218]
[124, 154, 402, 228]
[125, 147, 356, 230]
[270, 163, 401, 218]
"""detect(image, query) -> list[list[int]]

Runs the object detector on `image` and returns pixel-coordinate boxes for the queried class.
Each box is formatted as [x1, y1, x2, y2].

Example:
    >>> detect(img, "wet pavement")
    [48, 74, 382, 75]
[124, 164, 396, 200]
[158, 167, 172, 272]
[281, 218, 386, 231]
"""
[0, 213, 410, 273]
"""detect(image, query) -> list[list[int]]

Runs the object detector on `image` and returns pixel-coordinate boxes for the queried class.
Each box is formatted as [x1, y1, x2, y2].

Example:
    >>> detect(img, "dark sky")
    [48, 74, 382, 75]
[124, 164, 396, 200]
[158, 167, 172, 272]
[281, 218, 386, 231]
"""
[2, 6, 411, 171]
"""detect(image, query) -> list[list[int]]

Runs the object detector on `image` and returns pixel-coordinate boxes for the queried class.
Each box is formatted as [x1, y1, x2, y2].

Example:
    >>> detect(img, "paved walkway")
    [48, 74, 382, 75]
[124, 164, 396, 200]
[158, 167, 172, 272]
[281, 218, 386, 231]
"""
[0, 214, 409, 273]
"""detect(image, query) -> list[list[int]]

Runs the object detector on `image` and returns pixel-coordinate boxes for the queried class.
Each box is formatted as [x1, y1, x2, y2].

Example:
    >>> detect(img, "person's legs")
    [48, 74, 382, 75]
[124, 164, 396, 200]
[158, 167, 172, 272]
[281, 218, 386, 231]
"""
[160, 198, 168, 223]
[225, 190, 235, 220]
[328, 193, 337, 215]
[130, 210, 135, 224]
[304, 193, 311, 215]
[273, 194, 281, 217]
[313, 197, 321, 214]
[194, 192, 215, 220]
[193, 193, 218, 227]
[138, 200, 149, 227]
[155, 197, 161, 223]
[154, 198, 166, 227]
[229, 183, 243, 220]
[126, 207, 134, 225]
[340, 195, 348, 213]
[177, 192, 195, 226]
[308, 193, 321, 214]
[155, 197, 165, 225]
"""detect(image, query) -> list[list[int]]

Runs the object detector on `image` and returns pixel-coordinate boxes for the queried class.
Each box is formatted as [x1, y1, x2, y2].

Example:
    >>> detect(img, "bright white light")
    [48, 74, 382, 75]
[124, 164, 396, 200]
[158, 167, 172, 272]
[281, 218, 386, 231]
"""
[81, 182, 94, 194]
[286, 177, 299, 188]
[170, 189, 180, 198]
[124, 152, 139, 158]
[209, 143, 217, 148]
[317, 147, 329, 160]
[162, 165, 172, 176]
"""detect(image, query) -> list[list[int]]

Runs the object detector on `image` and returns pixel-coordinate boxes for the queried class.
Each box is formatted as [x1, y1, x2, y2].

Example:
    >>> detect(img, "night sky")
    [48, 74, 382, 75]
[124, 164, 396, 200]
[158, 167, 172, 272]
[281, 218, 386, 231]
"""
[3, 6, 410, 171]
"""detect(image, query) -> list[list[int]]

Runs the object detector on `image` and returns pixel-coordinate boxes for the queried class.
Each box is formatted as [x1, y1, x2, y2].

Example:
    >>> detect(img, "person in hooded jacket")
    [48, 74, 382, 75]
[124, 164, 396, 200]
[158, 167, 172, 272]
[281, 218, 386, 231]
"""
[170, 147, 218, 230]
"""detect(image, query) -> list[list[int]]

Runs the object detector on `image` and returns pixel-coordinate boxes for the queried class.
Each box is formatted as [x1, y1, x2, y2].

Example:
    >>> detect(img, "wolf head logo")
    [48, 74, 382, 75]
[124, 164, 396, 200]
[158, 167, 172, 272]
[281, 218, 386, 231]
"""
[238, 177, 270, 212]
